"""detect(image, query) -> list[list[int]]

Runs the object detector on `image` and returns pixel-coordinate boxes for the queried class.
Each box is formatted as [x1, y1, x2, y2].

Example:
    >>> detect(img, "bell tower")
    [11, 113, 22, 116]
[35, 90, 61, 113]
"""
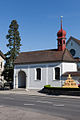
[57, 16, 66, 51]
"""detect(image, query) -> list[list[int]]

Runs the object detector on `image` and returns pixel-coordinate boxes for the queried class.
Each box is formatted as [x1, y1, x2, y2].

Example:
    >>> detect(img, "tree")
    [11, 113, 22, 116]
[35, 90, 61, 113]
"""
[2, 20, 21, 82]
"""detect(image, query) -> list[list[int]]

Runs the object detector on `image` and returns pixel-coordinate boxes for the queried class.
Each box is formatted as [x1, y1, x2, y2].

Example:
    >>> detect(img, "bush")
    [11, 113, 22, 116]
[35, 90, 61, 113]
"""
[44, 85, 80, 91]
[44, 85, 51, 88]
[41, 85, 80, 96]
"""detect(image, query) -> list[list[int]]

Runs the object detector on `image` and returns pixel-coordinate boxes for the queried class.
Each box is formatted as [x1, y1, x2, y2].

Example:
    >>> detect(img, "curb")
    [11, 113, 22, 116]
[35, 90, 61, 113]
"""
[0, 90, 80, 99]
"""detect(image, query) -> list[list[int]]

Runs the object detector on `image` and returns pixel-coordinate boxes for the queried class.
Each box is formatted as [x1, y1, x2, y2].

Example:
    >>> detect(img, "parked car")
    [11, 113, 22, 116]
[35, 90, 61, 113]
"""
[4, 82, 13, 89]
[78, 84, 80, 88]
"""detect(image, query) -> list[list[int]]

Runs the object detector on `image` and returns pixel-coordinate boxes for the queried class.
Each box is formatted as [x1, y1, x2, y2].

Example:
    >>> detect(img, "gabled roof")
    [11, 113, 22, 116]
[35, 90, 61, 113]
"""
[74, 58, 80, 62]
[66, 36, 80, 45]
[14, 48, 76, 65]
[62, 72, 80, 77]
[0, 50, 5, 59]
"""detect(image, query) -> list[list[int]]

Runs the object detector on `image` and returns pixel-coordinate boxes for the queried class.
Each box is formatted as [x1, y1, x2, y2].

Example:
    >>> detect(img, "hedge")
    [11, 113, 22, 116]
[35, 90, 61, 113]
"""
[40, 85, 80, 96]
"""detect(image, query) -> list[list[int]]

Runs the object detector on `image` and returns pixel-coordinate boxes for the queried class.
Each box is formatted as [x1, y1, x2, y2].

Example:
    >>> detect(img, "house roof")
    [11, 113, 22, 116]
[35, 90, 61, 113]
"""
[14, 48, 76, 65]
[62, 72, 80, 77]
[66, 36, 80, 45]
[0, 50, 5, 59]
[74, 58, 80, 62]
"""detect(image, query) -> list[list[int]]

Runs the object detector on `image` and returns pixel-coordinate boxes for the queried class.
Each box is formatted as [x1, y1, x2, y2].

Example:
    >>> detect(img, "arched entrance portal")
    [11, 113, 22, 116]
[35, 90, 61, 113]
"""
[18, 71, 26, 88]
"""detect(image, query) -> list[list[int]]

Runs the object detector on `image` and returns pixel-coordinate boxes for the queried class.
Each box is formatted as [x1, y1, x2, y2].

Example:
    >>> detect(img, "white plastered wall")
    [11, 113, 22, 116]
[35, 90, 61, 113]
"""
[61, 62, 77, 74]
[0, 56, 5, 84]
[14, 62, 77, 89]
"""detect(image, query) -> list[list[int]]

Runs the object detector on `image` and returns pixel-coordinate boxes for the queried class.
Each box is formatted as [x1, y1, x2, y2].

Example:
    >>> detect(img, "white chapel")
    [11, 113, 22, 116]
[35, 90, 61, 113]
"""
[14, 20, 80, 90]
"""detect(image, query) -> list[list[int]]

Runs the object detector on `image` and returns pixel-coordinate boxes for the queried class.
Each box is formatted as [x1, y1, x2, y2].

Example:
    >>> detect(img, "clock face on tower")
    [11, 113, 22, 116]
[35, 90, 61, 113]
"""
[70, 49, 76, 56]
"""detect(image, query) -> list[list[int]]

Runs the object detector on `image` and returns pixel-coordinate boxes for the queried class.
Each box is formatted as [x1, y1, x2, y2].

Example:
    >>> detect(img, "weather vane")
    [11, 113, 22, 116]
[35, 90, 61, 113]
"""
[60, 16, 63, 29]
[61, 16, 63, 19]
[61, 16, 63, 22]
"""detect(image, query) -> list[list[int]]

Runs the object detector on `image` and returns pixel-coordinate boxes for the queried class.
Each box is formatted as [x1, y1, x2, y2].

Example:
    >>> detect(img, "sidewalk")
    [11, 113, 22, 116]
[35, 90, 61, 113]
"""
[0, 88, 80, 99]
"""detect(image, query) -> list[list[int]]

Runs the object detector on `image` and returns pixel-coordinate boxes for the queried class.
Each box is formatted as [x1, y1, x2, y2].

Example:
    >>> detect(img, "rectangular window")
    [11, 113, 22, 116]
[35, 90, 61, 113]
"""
[55, 67, 60, 80]
[0, 62, 2, 69]
[36, 68, 41, 80]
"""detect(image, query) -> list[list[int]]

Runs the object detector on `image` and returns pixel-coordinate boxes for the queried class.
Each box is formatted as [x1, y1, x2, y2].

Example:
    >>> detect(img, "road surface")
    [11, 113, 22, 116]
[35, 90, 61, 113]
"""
[0, 93, 79, 120]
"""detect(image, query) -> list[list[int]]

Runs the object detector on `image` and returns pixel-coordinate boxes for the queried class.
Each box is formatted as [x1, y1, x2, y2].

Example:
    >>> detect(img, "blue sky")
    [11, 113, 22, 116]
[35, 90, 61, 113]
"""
[0, 0, 80, 53]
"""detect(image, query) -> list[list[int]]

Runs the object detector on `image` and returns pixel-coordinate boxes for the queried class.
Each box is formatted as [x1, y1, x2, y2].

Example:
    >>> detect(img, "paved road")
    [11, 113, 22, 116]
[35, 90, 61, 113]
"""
[0, 93, 80, 120]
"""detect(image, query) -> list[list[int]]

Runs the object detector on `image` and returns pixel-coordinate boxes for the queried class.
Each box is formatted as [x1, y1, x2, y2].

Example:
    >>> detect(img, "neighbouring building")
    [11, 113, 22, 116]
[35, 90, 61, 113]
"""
[14, 19, 80, 90]
[66, 36, 80, 70]
[0, 50, 5, 86]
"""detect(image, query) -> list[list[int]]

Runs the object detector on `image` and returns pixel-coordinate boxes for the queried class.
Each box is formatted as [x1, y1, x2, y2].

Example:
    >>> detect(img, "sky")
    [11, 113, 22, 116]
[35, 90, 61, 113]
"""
[0, 0, 80, 53]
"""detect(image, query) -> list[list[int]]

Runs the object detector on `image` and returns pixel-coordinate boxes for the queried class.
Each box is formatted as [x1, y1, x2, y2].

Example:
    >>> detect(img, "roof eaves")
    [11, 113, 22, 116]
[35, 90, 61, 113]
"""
[0, 51, 5, 59]
[66, 36, 73, 45]
[14, 60, 77, 65]
[67, 36, 80, 46]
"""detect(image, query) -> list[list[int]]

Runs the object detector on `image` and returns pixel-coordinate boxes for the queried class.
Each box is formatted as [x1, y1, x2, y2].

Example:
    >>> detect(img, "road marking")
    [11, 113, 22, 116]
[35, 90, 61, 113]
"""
[4, 97, 14, 100]
[36, 101, 52, 104]
[24, 104, 35, 106]
[53, 104, 64, 107]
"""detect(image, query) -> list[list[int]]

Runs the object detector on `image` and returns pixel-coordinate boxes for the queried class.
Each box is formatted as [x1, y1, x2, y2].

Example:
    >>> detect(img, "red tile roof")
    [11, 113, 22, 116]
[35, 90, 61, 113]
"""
[14, 48, 76, 65]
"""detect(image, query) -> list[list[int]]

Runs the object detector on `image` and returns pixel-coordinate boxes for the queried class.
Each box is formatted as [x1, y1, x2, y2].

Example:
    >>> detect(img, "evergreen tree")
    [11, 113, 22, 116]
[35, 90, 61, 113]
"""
[2, 20, 21, 82]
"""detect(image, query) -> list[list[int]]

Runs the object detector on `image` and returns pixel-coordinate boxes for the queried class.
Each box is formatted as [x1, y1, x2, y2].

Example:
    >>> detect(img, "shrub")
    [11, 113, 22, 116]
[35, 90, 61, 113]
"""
[44, 85, 80, 91]
[44, 85, 51, 88]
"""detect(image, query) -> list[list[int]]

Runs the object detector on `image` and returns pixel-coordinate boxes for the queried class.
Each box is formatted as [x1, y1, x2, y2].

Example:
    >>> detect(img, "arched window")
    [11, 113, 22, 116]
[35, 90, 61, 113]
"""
[63, 40, 65, 44]
[36, 68, 41, 80]
[18, 71, 26, 88]
[55, 67, 60, 80]
[0, 62, 2, 69]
